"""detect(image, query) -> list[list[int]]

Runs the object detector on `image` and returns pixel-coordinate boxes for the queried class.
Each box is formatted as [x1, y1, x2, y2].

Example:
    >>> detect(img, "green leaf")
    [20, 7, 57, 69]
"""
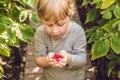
[15, 0, 26, 7]
[85, 26, 97, 38]
[107, 60, 116, 77]
[116, 0, 120, 4]
[91, 39, 110, 60]
[16, 24, 34, 43]
[0, 37, 6, 44]
[102, 11, 112, 19]
[24, 0, 36, 8]
[0, 23, 6, 35]
[106, 51, 119, 60]
[12, 5, 21, 21]
[0, 65, 4, 74]
[87, 29, 105, 43]
[18, 0, 36, 8]
[85, 8, 99, 23]
[118, 23, 120, 31]
[29, 13, 39, 25]
[110, 35, 120, 54]
[102, 19, 118, 33]
[19, 11, 28, 22]
[113, 8, 120, 19]
[91, 0, 101, 4]
[101, 0, 115, 9]
[82, 0, 89, 6]
[0, 16, 13, 25]
[118, 31, 120, 38]
[112, 20, 120, 28]
[7, 28, 20, 47]
[0, 44, 10, 57]
[96, 29, 105, 40]
[107, 4, 117, 11]
[87, 31, 97, 44]
[98, 19, 108, 26]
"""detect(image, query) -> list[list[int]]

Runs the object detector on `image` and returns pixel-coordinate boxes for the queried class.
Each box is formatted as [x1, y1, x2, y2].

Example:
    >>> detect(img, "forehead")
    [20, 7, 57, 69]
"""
[43, 17, 69, 24]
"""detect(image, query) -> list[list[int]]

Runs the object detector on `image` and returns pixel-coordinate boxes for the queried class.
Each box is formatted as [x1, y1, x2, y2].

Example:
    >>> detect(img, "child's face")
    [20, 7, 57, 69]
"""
[43, 17, 70, 39]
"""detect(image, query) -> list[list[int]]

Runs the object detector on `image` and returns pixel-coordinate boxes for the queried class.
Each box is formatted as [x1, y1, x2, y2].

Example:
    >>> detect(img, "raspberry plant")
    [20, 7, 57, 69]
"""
[0, 0, 39, 78]
[82, 0, 120, 79]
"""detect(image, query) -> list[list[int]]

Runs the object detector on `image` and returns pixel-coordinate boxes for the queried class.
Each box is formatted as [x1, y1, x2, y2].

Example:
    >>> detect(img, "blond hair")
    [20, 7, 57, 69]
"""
[37, 0, 75, 23]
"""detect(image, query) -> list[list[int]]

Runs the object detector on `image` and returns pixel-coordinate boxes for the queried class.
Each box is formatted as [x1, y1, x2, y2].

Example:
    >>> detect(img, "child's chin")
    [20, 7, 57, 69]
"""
[52, 35, 61, 39]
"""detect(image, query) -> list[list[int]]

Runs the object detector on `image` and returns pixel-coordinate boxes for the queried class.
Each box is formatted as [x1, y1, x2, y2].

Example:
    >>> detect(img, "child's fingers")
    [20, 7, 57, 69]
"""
[58, 61, 66, 67]
[48, 52, 54, 60]
[46, 52, 59, 66]
[58, 55, 68, 67]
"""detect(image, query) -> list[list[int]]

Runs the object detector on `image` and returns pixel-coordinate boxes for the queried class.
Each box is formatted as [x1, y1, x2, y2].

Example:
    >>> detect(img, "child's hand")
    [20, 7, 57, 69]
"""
[57, 50, 71, 67]
[46, 52, 58, 67]
[52, 54, 63, 63]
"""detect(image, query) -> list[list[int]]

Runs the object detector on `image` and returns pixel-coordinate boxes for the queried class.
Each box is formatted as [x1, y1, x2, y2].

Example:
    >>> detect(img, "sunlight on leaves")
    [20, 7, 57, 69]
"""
[101, 0, 115, 9]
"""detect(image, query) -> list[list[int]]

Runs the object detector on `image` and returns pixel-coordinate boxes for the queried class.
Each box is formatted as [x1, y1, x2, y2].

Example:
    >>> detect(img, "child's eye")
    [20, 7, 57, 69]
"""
[58, 23, 65, 26]
[46, 24, 53, 27]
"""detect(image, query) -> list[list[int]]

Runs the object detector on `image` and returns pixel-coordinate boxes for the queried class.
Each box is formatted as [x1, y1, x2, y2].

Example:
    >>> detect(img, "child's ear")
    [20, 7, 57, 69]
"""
[69, 14, 73, 19]
[69, 10, 75, 19]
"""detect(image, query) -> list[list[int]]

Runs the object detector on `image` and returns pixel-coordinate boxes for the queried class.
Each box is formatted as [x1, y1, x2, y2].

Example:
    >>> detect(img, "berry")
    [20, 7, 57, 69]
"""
[52, 54, 63, 63]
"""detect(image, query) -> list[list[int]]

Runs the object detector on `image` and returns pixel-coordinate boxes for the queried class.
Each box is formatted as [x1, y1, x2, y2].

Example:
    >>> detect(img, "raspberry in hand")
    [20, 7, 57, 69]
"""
[52, 54, 63, 63]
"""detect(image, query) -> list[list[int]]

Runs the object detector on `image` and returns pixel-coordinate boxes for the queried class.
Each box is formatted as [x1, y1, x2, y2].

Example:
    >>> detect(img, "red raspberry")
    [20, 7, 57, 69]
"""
[52, 54, 63, 63]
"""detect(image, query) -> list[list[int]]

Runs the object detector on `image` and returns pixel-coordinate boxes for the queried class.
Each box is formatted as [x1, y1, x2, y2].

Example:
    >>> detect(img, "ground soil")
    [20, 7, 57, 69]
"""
[2, 42, 27, 80]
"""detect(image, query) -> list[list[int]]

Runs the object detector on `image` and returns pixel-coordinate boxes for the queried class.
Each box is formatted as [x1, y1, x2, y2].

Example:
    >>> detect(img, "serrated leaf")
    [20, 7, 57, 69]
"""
[102, 11, 112, 19]
[107, 60, 116, 77]
[91, 39, 110, 60]
[0, 44, 10, 57]
[82, 0, 89, 6]
[87, 29, 105, 43]
[102, 19, 118, 33]
[87, 31, 97, 44]
[112, 20, 120, 28]
[96, 29, 105, 40]
[113, 8, 120, 19]
[101, 0, 115, 9]
[85, 8, 99, 23]
[110, 35, 120, 54]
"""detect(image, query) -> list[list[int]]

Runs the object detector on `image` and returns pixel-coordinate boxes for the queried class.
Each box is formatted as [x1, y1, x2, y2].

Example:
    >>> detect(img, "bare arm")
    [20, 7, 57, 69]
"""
[35, 56, 50, 67]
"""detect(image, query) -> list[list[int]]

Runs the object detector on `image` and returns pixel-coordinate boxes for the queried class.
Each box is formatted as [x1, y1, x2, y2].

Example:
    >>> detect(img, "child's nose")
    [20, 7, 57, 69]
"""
[52, 27, 59, 34]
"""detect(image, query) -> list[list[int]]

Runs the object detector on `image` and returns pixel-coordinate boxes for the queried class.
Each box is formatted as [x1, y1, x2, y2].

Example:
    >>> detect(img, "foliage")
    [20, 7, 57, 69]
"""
[0, 0, 39, 78]
[82, 0, 120, 78]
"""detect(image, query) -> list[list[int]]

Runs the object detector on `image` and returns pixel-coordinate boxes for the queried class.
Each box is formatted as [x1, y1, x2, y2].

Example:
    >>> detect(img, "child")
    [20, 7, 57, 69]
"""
[34, 0, 87, 80]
